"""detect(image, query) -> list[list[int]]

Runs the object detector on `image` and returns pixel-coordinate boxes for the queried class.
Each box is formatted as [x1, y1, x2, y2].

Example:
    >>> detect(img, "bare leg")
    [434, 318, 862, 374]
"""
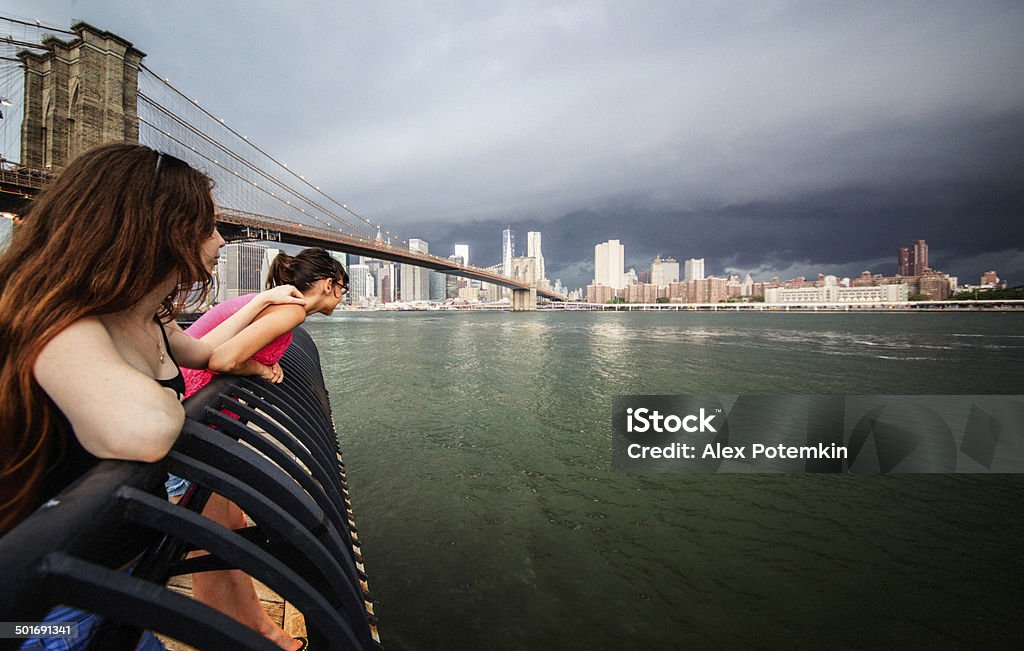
[190, 493, 301, 651]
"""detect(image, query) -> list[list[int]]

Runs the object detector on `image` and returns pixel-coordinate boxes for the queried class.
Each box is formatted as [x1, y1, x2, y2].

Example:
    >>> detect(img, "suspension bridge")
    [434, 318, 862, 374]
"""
[0, 17, 562, 307]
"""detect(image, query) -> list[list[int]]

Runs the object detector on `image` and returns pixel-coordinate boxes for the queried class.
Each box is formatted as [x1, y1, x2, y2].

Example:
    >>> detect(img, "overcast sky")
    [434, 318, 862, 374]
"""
[4, 1, 1024, 288]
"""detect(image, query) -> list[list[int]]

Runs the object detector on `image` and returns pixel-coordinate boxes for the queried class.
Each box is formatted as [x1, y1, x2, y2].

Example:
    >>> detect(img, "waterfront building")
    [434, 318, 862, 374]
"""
[650, 256, 680, 288]
[624, 268, 639, 287]
[668, 277, 729, 303]
[684, 258, 705, 281]
[765, 280, 908, 303]
[502, 228, 515, 278]
[897, 246, 913, 277]
[454, 244, 470, 267]
[586, 283, 616, 304]
[482, 262, 504, 302]
[912, 239, 929, 276]
[917, 270, 952, 300]
[429, 271, 447, 302]
[625, 283, 659, 303]
[219, 242, 267, 300]
[981, 271, 1004, 288]
[348, 263, 372, 305]
[447, 254, 467, 299]
[594, 240, 625, 289]
[897, 239, 930, 277]
[377, 262, 396, 302]
[526, 231, 545, 282]
[741, 273, 754, 296]
[853, 266, 953, 300]
[400, 239, 430, 301]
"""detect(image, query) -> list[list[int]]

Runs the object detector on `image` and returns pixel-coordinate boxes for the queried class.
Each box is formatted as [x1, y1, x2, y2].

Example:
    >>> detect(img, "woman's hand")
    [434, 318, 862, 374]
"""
[256, 361, 285, 384]
[260, 285, 307, 307]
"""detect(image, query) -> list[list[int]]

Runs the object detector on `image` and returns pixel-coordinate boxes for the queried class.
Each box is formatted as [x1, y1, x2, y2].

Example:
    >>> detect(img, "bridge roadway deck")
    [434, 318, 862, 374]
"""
[218, 208, 564, 300]
[0, 163, 563, 301]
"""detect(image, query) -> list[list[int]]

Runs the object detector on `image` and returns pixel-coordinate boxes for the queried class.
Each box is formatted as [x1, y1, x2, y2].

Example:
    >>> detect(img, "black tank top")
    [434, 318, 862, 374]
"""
[35, 320, 186, 522]
[155, 320, 185, 401]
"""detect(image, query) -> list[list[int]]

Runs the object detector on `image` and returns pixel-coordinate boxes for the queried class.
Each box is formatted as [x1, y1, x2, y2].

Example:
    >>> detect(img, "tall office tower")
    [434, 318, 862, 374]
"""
[650, 256, 680, 287]
[684, 258, 705, 281]
[527, 231, 545, 281]
[401, 238, 430, 301]
[429, 271, 447, 301]
[349, 263, 371, 302]
[912, 239, 928, 276]
[377, 262, 396, 302]
[454, 244, 470, 266]
[594, 239, 625, 289]
[897, 246, 913, 276]
[502, 228, 515, 277]
[897, 239, 929, 277]
[553, 279, 565, 296]
[220, 242, 268, 300]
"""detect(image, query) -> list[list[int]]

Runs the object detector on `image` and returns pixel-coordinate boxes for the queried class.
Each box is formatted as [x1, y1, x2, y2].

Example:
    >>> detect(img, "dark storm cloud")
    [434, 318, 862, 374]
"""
[422, 108, 1024, 288]
[5, 1, 1024, 284]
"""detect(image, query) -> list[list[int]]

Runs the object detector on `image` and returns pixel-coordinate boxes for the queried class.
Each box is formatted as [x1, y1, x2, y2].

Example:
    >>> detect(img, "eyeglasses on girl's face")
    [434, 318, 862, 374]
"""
[331, 279, 349, 297]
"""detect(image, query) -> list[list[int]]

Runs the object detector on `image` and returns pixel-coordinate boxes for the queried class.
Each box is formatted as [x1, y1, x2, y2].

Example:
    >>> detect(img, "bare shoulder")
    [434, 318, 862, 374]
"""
[37, 316, 116, 361]
[255, 302, 307, 326]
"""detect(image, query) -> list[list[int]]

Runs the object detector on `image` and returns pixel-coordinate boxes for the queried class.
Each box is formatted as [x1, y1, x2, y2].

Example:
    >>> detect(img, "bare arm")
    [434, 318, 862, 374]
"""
[208, 303, 307, 375]
[166, 286, 307, 370]
[200, 285, 306, 350]
[33, 318, 184, 462]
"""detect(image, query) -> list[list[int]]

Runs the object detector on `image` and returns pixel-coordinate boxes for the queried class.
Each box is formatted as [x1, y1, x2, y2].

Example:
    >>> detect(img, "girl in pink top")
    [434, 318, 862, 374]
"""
[182, 247, 348, 396]
[174, 248, 346, 650]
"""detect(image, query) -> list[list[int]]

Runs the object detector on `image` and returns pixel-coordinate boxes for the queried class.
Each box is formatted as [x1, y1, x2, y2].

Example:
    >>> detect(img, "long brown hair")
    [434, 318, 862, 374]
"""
[0, 143, 216, 532]
[267, 247, 348, 291]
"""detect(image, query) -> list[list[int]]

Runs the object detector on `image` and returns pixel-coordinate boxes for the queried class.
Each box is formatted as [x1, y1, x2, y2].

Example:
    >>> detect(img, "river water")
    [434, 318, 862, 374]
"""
[302, 312, 1024, 649]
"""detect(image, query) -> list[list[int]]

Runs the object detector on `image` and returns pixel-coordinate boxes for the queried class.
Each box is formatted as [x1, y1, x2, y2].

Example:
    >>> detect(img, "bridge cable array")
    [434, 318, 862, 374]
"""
[138, 65, 407, 247]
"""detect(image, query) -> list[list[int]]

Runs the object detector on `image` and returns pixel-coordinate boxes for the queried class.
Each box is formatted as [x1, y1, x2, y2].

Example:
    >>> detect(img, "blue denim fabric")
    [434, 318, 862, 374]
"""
[18, 604, 164, 650]
[165, 473, 190, 498]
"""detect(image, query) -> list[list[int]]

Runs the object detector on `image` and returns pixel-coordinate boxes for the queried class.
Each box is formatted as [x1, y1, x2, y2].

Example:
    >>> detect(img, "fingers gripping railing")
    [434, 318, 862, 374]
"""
[0, 327, 378, 650]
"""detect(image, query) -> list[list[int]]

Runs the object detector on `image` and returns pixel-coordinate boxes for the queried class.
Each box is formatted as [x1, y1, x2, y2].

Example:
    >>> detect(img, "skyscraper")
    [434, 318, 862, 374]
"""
[502, 228, 515, 278]
[684, 258, 705, 281]
[349, 263, 371, 303]
[219, 242, 267, 300]
[650, 256, 679, 287]
[527, 231, 545, 281]
[897, 246, 913, 276]
[912, 239, 928, 276]
[897, 239, 929, 277]
[454, 244, 470, 266]
[594, 239, 625, 289]
[400, 238, 430, 301]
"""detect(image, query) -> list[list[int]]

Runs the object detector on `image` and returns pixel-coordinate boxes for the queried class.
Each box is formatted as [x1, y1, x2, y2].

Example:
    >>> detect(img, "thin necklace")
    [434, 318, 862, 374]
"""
[118, 314, 166, 365]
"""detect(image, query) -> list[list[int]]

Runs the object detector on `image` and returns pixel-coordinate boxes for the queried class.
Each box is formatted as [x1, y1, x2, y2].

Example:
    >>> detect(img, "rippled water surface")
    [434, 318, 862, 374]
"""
[302, 312, 1024, 649]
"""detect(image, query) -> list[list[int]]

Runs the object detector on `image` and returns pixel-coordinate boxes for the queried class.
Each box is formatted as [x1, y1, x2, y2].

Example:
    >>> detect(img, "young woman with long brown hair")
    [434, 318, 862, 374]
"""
[0, 143, 306, 650]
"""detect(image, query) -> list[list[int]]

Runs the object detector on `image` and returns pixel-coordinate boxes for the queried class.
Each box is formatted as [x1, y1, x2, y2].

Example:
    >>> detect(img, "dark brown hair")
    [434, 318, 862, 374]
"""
[267, 247, 348, 292]
[0, 143, 216, 532]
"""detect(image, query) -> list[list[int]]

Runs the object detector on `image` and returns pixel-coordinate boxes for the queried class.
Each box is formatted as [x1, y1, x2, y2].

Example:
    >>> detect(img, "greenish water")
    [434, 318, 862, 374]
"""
[303, 312, 1024, 650]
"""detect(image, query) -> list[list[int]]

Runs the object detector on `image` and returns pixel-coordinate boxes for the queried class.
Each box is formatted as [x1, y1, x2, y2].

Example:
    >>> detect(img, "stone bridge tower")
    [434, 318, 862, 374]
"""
[18, 22, 145, 169]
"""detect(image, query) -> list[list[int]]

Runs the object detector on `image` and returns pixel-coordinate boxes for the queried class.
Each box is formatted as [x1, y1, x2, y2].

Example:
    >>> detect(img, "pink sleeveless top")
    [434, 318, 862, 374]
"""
[182, 293, 293, 398]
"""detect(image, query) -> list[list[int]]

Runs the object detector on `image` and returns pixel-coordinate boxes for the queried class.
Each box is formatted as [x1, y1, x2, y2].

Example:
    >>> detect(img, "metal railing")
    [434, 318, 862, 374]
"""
[0, 327, 379, 650]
